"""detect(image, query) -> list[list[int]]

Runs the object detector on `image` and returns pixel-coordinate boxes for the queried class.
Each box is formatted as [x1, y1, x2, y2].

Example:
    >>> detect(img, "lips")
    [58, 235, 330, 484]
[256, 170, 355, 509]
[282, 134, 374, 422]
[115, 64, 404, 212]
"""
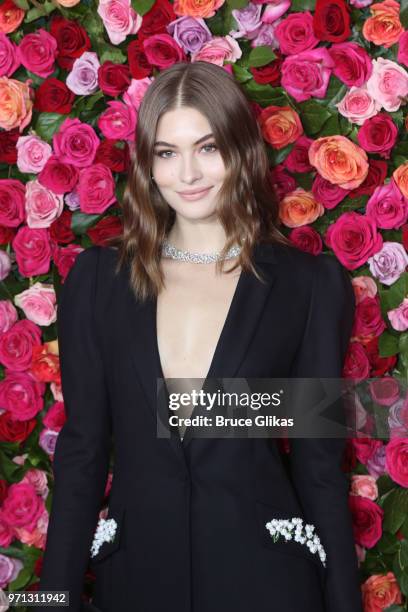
[178, 187, 212, 195]
[177, 186, 213, 201]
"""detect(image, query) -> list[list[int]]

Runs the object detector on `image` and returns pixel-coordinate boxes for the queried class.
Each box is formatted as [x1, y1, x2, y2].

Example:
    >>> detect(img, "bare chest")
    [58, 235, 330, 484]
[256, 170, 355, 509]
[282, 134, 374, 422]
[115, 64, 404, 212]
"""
[156, 263, 241, 382]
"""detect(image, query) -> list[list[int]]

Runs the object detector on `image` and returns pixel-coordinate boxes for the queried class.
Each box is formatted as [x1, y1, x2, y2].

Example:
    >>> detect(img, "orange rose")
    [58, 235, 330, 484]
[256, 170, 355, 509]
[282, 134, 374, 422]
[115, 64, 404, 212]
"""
[0, 77, 33, 132]
[0, 0, 25, 34]
[55, 0, 81, 6]
[362, 0, 403, 48]
[393, 161, 408, 198]
[362, 571, 402, 612]
[258, 105, 303, 150]
[279, 188, 324, 228]
[308, 135, 369, 190]
[173, 0, 225, 18]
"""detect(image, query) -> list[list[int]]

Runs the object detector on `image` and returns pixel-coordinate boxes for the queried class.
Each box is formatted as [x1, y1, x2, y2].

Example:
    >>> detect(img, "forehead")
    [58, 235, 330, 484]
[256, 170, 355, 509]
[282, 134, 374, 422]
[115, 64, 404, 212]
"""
[155, 107, 212, 143]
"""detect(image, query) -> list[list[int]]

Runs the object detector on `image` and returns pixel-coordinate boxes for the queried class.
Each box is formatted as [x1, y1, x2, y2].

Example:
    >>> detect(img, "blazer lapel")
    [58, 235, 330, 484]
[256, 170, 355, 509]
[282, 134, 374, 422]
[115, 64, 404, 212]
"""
[126, 242, 278, 464]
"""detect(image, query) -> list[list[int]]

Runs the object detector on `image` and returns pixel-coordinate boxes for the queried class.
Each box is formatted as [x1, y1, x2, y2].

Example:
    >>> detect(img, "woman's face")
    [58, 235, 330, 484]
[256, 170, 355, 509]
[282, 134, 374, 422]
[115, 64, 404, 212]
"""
[151, 106, 227, 221]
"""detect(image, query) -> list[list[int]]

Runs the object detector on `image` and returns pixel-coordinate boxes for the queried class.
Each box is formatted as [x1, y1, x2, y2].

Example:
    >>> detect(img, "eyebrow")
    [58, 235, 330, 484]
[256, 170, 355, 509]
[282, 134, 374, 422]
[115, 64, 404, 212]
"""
[153, 133, 214, 148]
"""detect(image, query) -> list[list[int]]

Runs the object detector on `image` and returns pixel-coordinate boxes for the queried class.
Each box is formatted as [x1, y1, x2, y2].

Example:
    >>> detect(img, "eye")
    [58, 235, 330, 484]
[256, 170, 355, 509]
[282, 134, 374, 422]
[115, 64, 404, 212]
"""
[154, 143, 218, 159]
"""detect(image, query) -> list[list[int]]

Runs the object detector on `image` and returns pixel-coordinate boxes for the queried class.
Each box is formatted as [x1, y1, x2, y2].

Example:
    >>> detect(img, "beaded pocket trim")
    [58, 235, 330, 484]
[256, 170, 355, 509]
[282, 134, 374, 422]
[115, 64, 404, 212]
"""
[90, 517, 118, 558]
[265, 517, 327, 568]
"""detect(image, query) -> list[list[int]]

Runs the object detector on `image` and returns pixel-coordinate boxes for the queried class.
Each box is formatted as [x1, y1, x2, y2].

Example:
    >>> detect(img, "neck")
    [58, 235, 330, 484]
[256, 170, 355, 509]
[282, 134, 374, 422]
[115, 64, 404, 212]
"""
[166, 218, 229, 253]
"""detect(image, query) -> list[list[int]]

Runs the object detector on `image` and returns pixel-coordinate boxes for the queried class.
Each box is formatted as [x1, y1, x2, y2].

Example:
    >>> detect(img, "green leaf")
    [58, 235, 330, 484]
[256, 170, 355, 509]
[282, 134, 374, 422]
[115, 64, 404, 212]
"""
[13, 0, 29, 8]
[34, 113, 66, 142]
[131, 0, 155, 16]
[290, 0, 315, 9]
[377, 474, 396, 497]
[227, 0, 248, 8]
[97, 43, 126, 65]
[232, 64, 253, 84]
[297, 100, 332, 135]
[401, 0, 408, 29]
[378, 331, 399, 358]
[377, 532, 400, 554]
[243, 81, 292, 107]
[382, 489, 408, 534]
[247, 46, 276, 68]
[384, 606, 405, 612]
[71, 211, 103, 235]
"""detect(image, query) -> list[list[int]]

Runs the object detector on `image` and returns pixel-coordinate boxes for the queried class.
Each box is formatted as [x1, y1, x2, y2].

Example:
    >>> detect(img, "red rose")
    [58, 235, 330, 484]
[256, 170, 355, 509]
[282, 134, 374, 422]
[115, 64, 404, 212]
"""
[87, 215, 123, 245]
[143, 33, 186, 69]
[283, 136, 314, 173]
[98, 61, 131, 97]
[0, 322, 42, 373]
[348, 159, 388, 198]
[38, 155, 79, 194]
[127, 39, 152, 79]
[357, 113, 398, 160]
[269, 165, 297, 201]
[288, 226, 323, 255]
[0, 129, 18, 164]
[364, 336, 397, 377]
[313, 0, 351, 43]
[352, 437, 383, 466]
[250, 53, 283, 85]
[53, 244, 84, 283]
[0, 411, 37, 443]
[352, 296, 387, 341]
[0, 179, 26, 227]
[137, 0, 176, 42]
[34, 78, 74, 114]
[343, 341, 371, 382]
[49, 15, 91, 71]
[349, 494, 383, 548]
[49, 209, 75, 245]
[0, 226, 16, 245]
[94, 139, 130, 173]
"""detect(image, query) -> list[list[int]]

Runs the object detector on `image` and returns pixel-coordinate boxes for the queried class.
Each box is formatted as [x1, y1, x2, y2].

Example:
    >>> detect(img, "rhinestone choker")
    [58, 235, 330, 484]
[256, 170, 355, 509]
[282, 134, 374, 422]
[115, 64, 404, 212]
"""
[161, 240, 242, 264]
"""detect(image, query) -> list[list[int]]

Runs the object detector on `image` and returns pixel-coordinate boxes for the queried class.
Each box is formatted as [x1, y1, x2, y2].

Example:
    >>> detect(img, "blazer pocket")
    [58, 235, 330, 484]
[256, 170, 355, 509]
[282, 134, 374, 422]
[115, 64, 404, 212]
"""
[89, 504, 125, 565]
[255, 500, 327, 577]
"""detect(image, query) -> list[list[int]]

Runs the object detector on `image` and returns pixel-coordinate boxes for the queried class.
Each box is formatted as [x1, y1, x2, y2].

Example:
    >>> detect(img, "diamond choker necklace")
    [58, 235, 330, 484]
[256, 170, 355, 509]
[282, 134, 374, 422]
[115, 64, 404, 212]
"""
[161, 240, 242, 264]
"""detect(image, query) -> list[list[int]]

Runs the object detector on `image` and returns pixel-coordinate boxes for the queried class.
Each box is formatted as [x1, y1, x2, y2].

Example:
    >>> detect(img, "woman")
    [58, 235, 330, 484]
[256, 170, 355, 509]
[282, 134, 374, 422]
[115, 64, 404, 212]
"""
[38, 61, 363, 612]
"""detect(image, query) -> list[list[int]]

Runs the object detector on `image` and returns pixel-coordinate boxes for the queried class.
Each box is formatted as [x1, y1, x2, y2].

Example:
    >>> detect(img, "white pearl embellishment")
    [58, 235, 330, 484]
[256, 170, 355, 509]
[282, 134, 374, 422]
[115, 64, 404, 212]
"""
[90, 517, 118, 558]
[265, 517, 327, 568]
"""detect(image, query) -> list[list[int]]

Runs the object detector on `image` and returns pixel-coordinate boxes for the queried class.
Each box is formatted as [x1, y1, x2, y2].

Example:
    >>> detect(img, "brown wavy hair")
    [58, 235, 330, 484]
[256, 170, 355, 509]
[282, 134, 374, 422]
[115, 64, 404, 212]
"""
[107, 60, 293, 301]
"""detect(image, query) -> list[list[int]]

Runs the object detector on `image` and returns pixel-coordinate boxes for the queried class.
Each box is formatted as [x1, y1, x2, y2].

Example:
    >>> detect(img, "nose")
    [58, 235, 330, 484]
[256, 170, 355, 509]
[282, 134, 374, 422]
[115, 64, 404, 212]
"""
[179, 153, 202, 183]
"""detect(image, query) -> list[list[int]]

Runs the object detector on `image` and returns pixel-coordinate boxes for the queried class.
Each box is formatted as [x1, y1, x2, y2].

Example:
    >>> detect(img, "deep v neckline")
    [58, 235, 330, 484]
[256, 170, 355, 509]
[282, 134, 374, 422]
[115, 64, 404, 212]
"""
[153, 267, 245, 393]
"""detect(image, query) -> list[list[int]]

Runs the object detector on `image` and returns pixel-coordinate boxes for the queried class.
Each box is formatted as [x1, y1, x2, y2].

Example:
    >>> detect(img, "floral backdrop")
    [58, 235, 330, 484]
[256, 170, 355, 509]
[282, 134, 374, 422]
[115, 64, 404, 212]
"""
[0, 0, 407, 609]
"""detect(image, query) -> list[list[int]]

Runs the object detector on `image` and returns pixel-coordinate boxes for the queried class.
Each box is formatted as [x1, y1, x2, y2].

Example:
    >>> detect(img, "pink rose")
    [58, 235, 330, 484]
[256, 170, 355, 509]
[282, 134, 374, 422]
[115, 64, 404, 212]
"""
[0, 319, 42, 372]
[328, 42, 373, 87]
[12, 226, 52, 277]
[336, 86, 381, 125]
[190, 35, 241, 66]
[97, 100, 137, 141]
[77, 163, 116, 214]
[312, 174, 351, 210]
[388, 297, 408, 332]
[16, 134, 52, 174]
[274, 12, 319, 55]
[0, 179, 25, 227]
[97, 0, 142, 45]
[366, 180, 408, 230]
[350, 475, 378, 500]
[366, 58, 408, 112]
[352, 276, 378, 305]
[259, 0, 290, 22]
[0, 250, 11, 282]
[357, 113, 398, 159]
[1, 483, 45, 531]
[17, 29, 58, 78]
[325, 211, 383, 270]
[385, 438, 408, 487]
[53, 118, 100, 168]
[38, 155, 79, 194]
[14, 507, 48, 548]
[122, 76, 152, 112]
[397, 30, 408, 67]
[25, 180, 64, 229]
[0, 31, 20, 77]
[0, 300, 18, 333]
[281, 47, 334, 102]
[0, 370, 44, 420]
[14, 282, 57, 327]
[368, 376, 400, 406]
[21, 469, 48, 498]
[348, 494, 383, 548]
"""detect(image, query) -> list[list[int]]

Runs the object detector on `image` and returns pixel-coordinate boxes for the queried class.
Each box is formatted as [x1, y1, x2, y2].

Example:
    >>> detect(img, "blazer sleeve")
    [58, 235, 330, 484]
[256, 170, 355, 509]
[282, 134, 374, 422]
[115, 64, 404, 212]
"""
[288, 254, 363, 612]
[37, 246, 111, 612]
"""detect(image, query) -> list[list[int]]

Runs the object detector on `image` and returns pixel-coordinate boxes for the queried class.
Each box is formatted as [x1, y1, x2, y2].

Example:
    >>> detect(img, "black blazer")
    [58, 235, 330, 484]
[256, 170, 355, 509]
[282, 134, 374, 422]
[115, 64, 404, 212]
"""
[38, 242, 363, 612]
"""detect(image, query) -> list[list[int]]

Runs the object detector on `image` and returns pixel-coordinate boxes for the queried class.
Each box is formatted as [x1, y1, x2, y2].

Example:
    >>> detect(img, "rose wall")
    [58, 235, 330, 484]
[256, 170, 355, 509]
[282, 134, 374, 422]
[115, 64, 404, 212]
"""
[0, 0, 408, 608]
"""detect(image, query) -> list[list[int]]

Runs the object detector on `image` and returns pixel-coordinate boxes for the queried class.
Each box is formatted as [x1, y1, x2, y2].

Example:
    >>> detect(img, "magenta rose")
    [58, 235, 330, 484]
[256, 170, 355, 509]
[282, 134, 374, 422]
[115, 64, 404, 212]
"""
[368, 377, 400, 407]
[1, 483, 45, 531]
[352, 437, 383, 465]
[398, 30, 408, 68]
[143, 33, 187, 69]
[325, 211, 383, 270]
[17, 29, 58, 78]
[53, 118, 100, 168]
[385, 438, 408, 487]
[281, 47, 335, 102]
[0, 319, 42, 372]
[0, 32, 20, 77]
[274, 12, 319, 55]
[343, 341, 371, 382]
[312, 174, 351, 210]
[357, 113, 398, 159]
[353, 295, 387, 339]
[0, 370, 44, 420]
[269, 165, 297, 201]
[366, 180, 408, 230]
[97, 100, 137, 141]
[12, 226, 53, 277]
[288, 226, 323, 255]
[282, 136, 314, 173]
[77, 163, 116, 214]
[0, 179, 26, 227]
[38, 155, 79, 195]
[328, 42, 372, 87]
[348, 494, 383, 548]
